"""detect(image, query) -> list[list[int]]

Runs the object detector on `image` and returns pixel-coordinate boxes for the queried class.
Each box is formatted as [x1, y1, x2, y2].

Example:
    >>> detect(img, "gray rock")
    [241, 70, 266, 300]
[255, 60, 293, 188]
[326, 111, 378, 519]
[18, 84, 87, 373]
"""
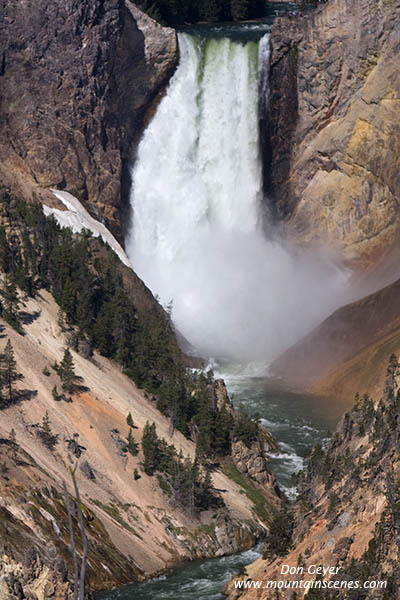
[0, 0, 177, 240]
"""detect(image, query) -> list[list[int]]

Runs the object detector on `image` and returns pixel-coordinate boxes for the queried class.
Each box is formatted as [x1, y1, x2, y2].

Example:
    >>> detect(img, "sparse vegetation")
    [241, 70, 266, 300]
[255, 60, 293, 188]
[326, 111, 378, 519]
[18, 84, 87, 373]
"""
[223, 462, 269, 521]
[0, 338, 22, 407]
[0, 191, 265, 462]
[263, 508, 294, 559]
[37, 411, 58, 450]
[141, 421, 223, 512]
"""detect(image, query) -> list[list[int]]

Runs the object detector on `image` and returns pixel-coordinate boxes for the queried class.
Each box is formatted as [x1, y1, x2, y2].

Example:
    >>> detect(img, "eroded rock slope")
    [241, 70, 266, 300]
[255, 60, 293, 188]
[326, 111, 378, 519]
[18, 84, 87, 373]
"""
[265, 0, 400, 268]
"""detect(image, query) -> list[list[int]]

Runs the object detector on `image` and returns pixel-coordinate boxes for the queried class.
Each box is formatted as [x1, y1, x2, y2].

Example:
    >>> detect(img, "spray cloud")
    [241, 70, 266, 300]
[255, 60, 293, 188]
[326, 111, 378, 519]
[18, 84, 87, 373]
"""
[126, 32, 351, 367]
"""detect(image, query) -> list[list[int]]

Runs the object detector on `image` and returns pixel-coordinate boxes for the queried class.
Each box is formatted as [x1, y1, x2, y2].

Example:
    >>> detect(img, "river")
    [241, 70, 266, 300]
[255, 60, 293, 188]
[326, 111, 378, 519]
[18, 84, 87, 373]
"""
[97, 372, 342, 600]
[112, 8, 348, 599]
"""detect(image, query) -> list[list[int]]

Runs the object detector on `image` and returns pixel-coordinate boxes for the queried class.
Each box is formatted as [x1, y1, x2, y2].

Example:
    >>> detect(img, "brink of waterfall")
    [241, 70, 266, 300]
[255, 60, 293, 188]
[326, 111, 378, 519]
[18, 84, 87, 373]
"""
[126, 31, 350, 366]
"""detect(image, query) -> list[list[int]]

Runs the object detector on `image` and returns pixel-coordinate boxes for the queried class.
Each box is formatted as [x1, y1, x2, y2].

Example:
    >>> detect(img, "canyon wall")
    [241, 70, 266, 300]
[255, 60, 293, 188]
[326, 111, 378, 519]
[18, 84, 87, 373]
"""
[266, 0, 400, 268]
[270, 275, 400, 401]
[0, 0, 177, 240]
[226, 358, 400, 599]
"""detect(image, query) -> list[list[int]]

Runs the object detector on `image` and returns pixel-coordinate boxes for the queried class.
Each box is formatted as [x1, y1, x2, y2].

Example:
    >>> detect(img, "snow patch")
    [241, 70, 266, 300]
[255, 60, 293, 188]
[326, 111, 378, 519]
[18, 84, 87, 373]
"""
[43, 190, 131, 268]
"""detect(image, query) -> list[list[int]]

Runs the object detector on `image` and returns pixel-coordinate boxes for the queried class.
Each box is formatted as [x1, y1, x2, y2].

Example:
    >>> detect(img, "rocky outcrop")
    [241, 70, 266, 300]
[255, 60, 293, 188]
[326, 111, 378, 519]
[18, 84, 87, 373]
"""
[0, 0, 177, 240]
[0, 552, 72, 600]
[265, 0, 400, 269]
[232, 439, 272, 486]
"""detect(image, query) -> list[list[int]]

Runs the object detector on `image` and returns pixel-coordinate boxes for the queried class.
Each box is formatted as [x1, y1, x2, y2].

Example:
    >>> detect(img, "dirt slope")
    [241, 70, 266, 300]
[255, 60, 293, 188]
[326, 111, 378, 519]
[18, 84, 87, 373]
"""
[0, 289, 276, 593]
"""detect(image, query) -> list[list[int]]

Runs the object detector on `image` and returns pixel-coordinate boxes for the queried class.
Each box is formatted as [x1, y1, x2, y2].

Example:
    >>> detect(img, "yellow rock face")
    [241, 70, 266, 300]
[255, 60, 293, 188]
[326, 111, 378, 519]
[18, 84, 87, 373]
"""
[268, 0, 400, 270]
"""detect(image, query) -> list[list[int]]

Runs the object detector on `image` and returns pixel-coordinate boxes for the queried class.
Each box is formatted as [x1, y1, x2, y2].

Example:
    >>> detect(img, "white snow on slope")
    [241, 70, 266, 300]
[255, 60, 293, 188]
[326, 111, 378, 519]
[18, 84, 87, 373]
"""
[43, 189, 131, 268]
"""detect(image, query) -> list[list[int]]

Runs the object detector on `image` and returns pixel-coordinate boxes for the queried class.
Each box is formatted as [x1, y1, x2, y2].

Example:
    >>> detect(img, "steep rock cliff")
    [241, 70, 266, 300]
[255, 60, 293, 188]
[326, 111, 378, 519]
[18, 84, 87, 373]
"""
[0, 0, 177, 240]
[270, 277, 400, 389]
[265, 0, 400, 268]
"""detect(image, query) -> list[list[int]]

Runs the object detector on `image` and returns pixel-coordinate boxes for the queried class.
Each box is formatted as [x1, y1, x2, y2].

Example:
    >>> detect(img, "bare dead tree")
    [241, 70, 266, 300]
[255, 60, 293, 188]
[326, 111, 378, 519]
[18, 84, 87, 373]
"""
[63, 479, 79, 600]
[63, 464, 88, 600]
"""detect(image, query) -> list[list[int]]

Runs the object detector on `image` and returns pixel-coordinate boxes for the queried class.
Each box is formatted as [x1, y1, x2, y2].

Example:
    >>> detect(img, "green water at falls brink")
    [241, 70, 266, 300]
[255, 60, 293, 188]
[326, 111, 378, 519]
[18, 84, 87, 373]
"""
[126, 31, 349, 365]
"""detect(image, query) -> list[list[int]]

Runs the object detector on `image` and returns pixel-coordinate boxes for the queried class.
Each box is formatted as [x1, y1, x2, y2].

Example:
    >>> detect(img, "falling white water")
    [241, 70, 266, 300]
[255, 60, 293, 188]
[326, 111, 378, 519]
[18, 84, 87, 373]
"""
[126, 32, 350, 366]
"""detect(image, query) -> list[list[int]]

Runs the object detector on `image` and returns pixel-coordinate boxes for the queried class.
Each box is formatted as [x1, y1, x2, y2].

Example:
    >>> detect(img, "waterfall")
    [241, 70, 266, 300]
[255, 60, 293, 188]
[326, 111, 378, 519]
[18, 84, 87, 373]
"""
[126, 31, 349, 366]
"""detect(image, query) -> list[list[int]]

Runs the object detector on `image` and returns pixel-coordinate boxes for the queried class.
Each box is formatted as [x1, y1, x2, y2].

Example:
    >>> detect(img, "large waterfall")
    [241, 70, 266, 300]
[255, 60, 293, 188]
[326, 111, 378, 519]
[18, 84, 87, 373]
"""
[126, 31, 349, 366]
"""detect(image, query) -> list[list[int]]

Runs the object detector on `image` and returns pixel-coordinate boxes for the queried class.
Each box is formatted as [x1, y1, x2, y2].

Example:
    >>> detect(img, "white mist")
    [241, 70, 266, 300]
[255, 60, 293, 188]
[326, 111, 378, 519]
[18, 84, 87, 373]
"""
[126, 32, 350, 366]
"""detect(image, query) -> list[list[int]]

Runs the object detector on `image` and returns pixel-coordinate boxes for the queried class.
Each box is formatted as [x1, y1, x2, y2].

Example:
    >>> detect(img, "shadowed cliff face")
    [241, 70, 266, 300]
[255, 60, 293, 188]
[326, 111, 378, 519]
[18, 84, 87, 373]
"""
[270, 276, 400, 392]
[265, 0, 400, 269]
[0, 0, 177, 241]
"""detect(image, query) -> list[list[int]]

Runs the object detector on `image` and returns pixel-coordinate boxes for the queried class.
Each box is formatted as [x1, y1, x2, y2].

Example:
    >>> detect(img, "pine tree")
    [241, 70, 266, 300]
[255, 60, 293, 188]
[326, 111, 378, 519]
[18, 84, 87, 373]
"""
[230, 0, 248, 21]
[141, 422, 159, 475]
[127, 412, 134, 427]
[1, 277, 23, 333]
[0, 226, 11, 273]
[214, 405, 234, 455]
[198, 0, 220, 23]
[197, 469, 216, 509]
[127, 429, 139, 456]
[38, 411, 58, 450]
[1, 339, 20, 405]
[59, 348, 77, 392]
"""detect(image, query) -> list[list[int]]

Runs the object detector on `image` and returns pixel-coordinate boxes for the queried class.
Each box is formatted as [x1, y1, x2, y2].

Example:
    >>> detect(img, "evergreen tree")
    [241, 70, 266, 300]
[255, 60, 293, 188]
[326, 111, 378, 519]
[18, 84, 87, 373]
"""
[1, 277, 23, 333]
[263, 509, 294, 558]
[38, 411, 58, 450]
[194, 394, 215, 458]
[61, 278, 76, 321]
[127, 429, 139, 456]
[196, 469, 215, 510]
[1, 339, 20, 405]
[141, 422, 159, 475]
[59, 348, 77, 392]
[248, 0, 264, 18]
[57, 308, 66, 331]
[0, 226, 11, 273]
[198, 0, 220, 22]
[230, 0, 248, 20]
[127, 412, 134, 427]
[214, 405, 234, 455]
